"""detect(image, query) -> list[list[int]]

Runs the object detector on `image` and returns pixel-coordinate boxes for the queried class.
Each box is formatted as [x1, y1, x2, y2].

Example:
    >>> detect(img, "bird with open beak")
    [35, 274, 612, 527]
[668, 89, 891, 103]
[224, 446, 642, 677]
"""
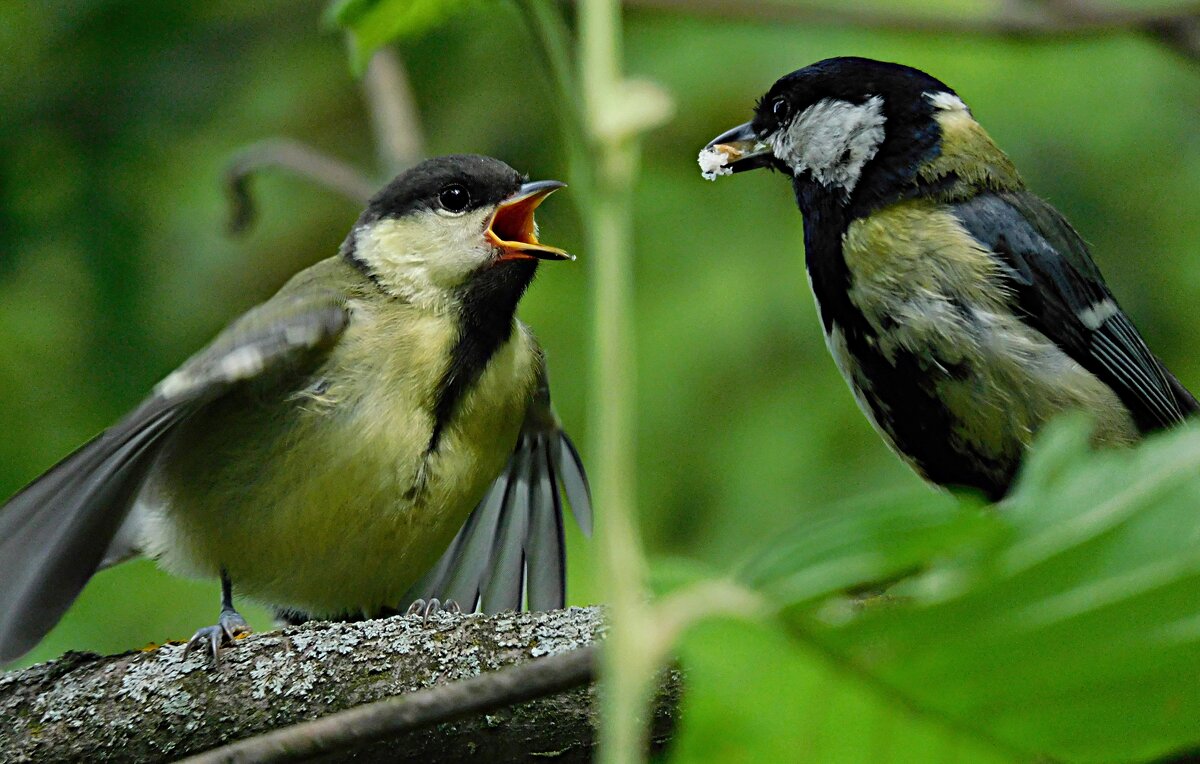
[0, 154, 591, 665]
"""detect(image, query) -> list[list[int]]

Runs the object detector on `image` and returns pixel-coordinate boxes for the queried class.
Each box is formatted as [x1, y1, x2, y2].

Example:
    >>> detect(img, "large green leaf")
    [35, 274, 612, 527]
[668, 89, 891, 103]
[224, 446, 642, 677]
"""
[670, 617, 1017, 764]
[739, 486, 999, 606]
[746, 418, 1200, 762]
[326, 0, 473, 73]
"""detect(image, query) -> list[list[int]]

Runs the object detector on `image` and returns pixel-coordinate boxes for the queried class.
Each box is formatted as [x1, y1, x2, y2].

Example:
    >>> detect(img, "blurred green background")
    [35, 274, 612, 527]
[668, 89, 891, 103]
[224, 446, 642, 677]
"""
[3, 1, 1199, 759]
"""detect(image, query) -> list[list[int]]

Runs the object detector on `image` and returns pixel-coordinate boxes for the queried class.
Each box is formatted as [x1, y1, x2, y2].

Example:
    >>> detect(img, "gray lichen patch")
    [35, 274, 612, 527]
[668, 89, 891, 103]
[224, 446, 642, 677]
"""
[531, 607, 606, 657]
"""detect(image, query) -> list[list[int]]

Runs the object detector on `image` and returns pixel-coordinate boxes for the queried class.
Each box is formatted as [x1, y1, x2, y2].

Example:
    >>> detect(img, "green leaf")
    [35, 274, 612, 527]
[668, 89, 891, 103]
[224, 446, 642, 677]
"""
[738, 486, 999, 607]
[670, 617, 1016, 764]
[649, 555, 722, 597]
[325, 0, 472, 73]
[747, 418, 1200, 762]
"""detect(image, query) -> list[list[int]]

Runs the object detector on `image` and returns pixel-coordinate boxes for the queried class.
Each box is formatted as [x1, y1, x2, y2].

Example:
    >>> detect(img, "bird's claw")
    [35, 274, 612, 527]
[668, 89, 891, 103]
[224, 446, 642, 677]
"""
[183, 609, 251, 667]
[405, 597, 461, 622]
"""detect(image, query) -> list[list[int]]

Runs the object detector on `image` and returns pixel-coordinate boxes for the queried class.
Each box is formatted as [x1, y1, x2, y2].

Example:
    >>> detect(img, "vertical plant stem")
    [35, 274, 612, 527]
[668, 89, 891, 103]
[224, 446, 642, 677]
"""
[523, 2, 667, 760]
[590, 175, 653, 764]
[578, 2, 654, 763]
[514, 0, 595, 210]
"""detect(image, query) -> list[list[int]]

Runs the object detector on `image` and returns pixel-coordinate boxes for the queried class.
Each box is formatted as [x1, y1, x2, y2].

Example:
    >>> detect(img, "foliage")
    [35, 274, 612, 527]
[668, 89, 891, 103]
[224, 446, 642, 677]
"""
[326, 0, 474, 72]
[672, 617, 1015, 764]
[735, 418, 1200, 762]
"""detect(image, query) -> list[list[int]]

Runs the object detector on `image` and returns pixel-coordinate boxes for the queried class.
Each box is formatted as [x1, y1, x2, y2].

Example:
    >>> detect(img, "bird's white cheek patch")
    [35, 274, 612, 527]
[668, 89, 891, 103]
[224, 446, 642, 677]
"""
[770, 96, 886, 196]
[356, 210, 494, 309]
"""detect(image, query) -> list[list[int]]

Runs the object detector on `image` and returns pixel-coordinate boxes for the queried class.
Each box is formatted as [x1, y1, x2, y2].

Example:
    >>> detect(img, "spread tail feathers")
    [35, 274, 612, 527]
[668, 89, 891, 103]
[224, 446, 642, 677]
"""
[402, 429, 591, 613]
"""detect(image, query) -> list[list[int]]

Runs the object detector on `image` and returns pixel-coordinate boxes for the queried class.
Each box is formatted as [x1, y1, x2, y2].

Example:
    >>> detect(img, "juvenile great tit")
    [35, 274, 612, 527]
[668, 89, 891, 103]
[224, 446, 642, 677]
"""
[0, 154, 591, 664]
[702, 57, 1197, 500]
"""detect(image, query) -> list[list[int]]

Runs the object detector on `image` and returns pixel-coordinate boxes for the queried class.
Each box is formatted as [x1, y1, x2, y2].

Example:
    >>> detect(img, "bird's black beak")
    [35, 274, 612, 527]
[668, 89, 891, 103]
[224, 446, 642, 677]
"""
[487, 180, 573, 262]
[700, 121, 773, 180]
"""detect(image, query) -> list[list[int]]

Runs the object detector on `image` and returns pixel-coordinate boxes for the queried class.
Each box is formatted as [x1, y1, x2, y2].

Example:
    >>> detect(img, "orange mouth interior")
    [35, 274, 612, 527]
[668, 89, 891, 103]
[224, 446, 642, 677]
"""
[486, 191, 571, 261]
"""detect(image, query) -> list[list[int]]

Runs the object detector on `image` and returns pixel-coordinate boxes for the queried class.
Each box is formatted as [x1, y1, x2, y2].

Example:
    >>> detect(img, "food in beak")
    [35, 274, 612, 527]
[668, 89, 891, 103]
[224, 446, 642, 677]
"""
[700, 122, 773, 179]
[698, 145, 740, 180]
[487, 180, 573, 261]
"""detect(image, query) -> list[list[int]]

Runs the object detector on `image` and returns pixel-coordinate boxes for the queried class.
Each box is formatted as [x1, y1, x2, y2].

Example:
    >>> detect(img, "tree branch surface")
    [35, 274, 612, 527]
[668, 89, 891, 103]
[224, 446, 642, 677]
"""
[183, 645, 600, 764]
[0, 606, 679, 763]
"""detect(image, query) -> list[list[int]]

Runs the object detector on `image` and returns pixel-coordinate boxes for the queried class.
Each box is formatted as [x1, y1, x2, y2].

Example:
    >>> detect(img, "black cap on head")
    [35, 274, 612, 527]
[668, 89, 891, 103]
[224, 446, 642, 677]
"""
[752, 57, 957, 138]
[361, 154, 526, 224]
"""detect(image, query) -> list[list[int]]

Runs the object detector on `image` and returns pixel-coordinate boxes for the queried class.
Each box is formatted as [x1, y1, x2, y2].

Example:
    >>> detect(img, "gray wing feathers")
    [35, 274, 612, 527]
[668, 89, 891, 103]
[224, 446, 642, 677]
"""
[402, 368, 591, 614]
[952, 192, 1195, 431]
[99, 503, 149, 570]
[0, 401, 186, 662]
[443, 474, 512, 609]
[551, 433, 592, 536]
[154, 297, 348, 399]
[481, 446, 533, 612]
[525, 436, 566, 610]
[0, 299, 348, 663]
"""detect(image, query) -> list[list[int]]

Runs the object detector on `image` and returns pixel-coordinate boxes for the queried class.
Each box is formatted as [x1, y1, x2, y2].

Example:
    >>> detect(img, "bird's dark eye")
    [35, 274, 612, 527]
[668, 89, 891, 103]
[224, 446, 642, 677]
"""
[771, 97, 789, 121]
[437, 184, 471, 214]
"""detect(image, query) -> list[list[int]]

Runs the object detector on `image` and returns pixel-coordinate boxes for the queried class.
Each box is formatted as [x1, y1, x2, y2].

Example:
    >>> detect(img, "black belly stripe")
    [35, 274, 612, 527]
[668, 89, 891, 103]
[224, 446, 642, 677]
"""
[798, 178, 1017, 499]
[427, 259, 538, 454]
[834, 322, 1016, 500]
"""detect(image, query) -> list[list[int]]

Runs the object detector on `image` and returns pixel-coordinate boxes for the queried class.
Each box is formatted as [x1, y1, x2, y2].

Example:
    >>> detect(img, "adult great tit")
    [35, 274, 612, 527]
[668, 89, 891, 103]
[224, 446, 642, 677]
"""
[702, 57, 1197, 500]
[0, 154, 591, 664]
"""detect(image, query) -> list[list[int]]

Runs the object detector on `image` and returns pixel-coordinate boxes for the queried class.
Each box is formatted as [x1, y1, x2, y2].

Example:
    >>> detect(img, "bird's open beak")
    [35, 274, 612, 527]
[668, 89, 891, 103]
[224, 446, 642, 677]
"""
[487, 180, 573, 262]
[699, 122, 773, 180]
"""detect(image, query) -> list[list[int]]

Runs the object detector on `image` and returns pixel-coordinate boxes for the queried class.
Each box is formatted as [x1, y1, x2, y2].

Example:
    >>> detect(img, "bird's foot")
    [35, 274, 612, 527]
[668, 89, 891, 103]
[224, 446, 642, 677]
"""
[405, 598, 461, 622]
[183, 608, 251, 668]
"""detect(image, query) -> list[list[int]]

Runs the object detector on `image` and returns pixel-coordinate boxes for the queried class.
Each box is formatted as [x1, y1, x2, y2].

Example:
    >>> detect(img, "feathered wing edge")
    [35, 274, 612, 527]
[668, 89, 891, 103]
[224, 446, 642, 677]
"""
[0, 401, 191, 662]
[402, 379, 591, 614]
[954, 192, 1198, 432]
[0, 298, 348, 663]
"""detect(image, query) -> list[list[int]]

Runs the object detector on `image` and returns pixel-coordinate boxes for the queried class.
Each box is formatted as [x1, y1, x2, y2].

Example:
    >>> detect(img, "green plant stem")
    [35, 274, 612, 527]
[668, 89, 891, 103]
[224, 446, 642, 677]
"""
[576, 2, 655, 763]
[522, 2, 677, 760]
[589, 176, 651, 764]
